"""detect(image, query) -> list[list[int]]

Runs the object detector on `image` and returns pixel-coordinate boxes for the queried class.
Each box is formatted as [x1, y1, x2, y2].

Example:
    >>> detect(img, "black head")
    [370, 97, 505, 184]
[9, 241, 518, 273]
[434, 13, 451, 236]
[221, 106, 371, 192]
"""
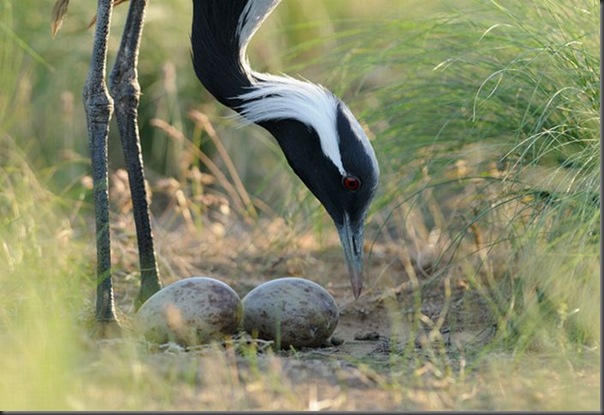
[250, 92, 380, 297]
[191, 0, 379, 297]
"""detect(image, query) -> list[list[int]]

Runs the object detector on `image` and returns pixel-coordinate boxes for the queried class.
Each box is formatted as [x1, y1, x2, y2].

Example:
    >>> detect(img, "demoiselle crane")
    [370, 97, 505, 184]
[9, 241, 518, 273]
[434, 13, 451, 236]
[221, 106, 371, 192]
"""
[58, 0, 379, 331]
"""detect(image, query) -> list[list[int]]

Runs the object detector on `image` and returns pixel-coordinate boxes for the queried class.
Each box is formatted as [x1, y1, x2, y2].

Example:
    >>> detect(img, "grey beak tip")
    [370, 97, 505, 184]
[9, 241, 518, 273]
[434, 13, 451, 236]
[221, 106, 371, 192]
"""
[337, 217, 365, 299]
[352, 283, 362, 299]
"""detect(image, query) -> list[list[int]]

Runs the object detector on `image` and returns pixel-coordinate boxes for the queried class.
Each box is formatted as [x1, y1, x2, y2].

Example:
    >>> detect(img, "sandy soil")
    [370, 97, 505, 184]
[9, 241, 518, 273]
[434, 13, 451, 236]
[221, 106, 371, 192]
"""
[78, 168, 599, 411]
[101, 176, 499, 410]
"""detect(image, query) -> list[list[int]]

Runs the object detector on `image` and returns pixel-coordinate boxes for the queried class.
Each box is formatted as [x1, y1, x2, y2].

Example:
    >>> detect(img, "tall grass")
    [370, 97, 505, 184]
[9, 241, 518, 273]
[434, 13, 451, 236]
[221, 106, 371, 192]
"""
[0, 3, 89, 408]
[0, 0, 599, 410]
[326, 0, 600, 351]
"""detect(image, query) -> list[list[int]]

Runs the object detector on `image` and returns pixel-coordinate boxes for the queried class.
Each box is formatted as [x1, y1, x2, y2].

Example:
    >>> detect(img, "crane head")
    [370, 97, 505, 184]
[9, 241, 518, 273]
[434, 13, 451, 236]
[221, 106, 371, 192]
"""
[191, 0, 380, 297]
[238, 76, 380, 298]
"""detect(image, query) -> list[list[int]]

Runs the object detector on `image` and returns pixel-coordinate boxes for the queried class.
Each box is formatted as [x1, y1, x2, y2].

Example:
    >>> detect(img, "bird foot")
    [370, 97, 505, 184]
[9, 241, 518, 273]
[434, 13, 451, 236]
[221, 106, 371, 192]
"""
[92, 320, 123, 339]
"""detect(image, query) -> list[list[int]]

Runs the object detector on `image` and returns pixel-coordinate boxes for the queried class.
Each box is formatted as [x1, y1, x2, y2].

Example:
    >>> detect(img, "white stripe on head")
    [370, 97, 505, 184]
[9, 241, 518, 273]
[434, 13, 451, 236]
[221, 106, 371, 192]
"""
[338, 102, 380, 175]
[237, 73, 346, 175]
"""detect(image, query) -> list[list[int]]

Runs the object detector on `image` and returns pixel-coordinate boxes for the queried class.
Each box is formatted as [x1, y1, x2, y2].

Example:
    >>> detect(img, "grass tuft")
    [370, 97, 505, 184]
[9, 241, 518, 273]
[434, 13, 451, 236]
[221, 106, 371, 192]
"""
[323, 0, 600, 352]
[0, 0, 599, 410]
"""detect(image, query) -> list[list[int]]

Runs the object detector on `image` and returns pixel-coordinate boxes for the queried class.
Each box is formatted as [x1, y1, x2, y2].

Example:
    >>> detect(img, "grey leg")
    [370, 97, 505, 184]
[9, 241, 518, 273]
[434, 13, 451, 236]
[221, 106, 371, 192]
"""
[109, 0, 162, 310]
[83, 0, 119, 329]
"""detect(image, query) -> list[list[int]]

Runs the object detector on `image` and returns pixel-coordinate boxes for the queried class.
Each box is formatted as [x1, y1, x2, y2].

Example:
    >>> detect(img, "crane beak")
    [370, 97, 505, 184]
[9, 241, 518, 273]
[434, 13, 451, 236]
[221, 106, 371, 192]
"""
[337, 213, 365, 299]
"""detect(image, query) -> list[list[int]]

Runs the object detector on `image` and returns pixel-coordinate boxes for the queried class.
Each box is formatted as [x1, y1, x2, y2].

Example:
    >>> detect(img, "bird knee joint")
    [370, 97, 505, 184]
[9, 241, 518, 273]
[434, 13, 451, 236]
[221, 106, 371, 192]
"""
[110, 73, 141, 103]
[82, 86, 114, 120]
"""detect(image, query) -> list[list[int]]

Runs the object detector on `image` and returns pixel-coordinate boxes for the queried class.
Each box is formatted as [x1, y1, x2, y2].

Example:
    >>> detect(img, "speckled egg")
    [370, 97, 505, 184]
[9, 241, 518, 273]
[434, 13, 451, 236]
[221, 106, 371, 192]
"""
[135, 276, 242, 346]
[241, 277, 339, 348]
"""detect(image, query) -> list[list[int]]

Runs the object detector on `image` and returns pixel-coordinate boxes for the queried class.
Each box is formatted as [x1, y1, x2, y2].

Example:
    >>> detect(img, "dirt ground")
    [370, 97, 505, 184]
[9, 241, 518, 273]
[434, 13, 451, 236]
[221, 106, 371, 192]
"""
[82, 160, 599, 411]
[91, 169, 518, 410]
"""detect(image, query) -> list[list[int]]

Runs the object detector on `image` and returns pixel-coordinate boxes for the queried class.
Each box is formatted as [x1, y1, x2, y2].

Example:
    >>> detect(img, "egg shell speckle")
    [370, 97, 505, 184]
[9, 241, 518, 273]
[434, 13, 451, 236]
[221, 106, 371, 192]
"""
[135, 276, 242, 346]
[242, 277, 339, 348]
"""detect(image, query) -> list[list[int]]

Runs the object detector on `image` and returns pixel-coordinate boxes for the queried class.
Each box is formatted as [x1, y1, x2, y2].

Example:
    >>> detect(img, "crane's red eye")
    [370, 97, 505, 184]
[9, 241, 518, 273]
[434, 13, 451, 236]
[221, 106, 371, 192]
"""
[342, 175, 361, 191]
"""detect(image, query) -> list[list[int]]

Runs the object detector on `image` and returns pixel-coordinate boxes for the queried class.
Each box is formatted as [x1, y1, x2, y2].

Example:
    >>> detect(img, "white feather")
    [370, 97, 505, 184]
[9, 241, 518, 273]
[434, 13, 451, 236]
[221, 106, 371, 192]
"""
[237, 0, 281, 66]
[235, 0, 346, 174]
[238, 74, 345, 175]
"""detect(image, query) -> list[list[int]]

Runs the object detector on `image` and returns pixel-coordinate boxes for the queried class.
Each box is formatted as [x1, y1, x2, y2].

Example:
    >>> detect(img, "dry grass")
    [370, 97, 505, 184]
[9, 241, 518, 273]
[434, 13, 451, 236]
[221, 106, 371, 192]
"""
[0, 136, 600, 410]
[0, 0, 600, 411]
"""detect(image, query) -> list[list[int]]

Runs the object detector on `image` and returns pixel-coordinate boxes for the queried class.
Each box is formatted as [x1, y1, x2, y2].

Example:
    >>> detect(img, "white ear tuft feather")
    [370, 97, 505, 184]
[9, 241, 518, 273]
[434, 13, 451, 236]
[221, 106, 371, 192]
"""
[238, 73, 345, 175]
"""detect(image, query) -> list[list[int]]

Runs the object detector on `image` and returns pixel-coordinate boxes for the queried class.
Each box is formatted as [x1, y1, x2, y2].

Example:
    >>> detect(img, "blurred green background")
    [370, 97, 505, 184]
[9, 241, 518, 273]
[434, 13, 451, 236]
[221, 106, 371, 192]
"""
[0, 0, 599, 410]
[4, 1, 433, 201]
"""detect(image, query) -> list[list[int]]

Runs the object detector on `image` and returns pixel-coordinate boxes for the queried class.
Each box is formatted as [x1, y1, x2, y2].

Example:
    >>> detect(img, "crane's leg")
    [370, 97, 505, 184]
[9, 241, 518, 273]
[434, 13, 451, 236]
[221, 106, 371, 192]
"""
[109, 0, 162, 310]
[83, 0, 120, 334]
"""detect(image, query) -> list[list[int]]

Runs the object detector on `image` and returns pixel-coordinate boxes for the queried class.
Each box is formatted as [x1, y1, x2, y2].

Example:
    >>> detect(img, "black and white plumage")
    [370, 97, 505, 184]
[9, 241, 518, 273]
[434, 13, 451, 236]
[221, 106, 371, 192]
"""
[191, 0, 380, 297]
[80, 0, 378, 331]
